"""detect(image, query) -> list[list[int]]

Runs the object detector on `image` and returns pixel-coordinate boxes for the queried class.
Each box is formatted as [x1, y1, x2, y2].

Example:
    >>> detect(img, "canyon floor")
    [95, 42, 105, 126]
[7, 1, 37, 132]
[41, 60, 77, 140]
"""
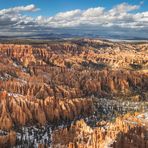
[0, 38, 147, 148]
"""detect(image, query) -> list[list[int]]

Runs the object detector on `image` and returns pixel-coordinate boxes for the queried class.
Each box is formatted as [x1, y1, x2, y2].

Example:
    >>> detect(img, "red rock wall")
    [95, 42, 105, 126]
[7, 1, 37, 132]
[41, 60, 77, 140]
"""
[0, 91, 93, 129]
[52, 113, 148, 148]
[0, 131, 16, 148]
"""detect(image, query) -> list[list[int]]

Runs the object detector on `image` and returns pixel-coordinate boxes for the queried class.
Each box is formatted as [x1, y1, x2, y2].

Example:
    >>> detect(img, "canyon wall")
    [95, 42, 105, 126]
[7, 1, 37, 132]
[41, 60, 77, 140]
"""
[0, 91, 93, 129]
[0, 131, 16, 148]
[52, 113, 148, 148]
[0, 41, 147, 100]
[0, 39, 147, 147]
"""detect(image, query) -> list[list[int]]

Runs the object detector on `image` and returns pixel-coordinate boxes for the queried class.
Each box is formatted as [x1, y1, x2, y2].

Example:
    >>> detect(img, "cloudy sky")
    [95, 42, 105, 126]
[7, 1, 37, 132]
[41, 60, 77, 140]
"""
[0, 0, 148, 39]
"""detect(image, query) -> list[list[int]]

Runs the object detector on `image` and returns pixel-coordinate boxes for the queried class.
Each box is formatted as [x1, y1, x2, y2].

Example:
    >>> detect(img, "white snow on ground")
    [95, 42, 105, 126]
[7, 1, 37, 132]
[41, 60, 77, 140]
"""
[4, 73, 11, 78]
[16, 78, 27, 84]
[8, 92, 23, 98]
[124, 120, 138, 125]
[0, 73, 11, 80]
[0, 130, 7, 135]
[105, 111, 148, 147]
[137, 112, 148, 120]
[13, 78, 28, 86]
[0, 76, 4, 80]
[15, 125, 52, 148]
[144, 112, 148, 120]
[13, 62, 19, 67]
[137, 112, 148, 126]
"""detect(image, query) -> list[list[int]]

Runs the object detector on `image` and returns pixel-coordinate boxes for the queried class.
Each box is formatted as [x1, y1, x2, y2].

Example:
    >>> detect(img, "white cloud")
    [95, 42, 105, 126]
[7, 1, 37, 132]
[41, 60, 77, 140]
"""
[83, 7, 104, 17]
[109, 2, 139, 14]
[0, 4, 39, 15]
[37, 2, 147, 29]
[55, 9, 81, 19]
[0, 3, 148, 38]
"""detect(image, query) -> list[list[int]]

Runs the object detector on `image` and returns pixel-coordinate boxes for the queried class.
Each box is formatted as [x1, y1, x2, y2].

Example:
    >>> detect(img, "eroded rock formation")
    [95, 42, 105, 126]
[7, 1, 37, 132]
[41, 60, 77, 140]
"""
[0, 131, 16, 148]
[0, 91, 93, 129]
[0, 39, 147, 147]
[0, 41, 147, 100]
[52, 113, 148, 148]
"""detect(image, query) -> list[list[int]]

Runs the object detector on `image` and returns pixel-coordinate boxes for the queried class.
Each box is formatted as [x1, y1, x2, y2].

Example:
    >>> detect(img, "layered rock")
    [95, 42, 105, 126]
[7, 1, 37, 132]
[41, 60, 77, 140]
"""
[0, 40, 147, 70]
[0, 131, 16, 148]
[0, 69, 147, 100]
[0, 91, 93, 130]
[52, 113, 148, 148]
[0, 41, 147, 100]
[0, 40, 147, 147]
